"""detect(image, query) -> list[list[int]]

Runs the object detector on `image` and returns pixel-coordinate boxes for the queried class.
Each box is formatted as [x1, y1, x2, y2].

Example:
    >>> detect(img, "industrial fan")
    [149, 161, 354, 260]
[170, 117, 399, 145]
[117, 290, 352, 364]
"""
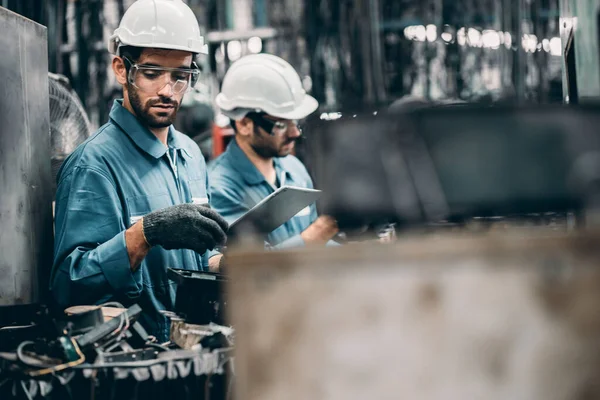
[48, 72, 92, 198]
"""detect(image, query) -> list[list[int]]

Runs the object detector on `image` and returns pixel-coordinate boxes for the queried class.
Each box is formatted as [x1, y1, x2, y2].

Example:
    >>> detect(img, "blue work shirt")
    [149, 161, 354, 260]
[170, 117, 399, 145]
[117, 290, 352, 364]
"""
[52, 100, 217, 341]
[208, 138, 318, 248]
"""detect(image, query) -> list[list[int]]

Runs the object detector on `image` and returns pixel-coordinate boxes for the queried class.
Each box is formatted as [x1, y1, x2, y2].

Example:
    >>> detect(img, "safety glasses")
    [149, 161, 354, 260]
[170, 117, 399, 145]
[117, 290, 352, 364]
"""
[122, 56, 200, 95]
[247, 112, 302, 136]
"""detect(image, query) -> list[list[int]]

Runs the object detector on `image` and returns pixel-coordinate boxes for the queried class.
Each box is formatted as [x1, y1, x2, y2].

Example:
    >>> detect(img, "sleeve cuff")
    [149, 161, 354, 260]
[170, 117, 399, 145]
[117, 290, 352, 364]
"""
[201, 249, 222, 271]
[96, 231, 142, 297]
[207, 249, 221, 259]
[273, 234, 306, 249]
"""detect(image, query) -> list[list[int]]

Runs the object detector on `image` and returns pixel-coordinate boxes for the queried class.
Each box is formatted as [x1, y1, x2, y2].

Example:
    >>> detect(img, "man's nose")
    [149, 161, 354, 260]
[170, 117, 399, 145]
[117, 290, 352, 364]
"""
[157, 81, 175, 97]
[287, 124, 302, 138]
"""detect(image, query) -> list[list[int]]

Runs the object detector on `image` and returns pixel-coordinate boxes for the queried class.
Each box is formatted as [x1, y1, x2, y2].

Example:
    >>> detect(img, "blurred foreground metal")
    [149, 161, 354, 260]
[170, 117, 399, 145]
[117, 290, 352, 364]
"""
[0, 7, 53, 305]
[306, 104, 600, 232]
[228, 231, 600, 399]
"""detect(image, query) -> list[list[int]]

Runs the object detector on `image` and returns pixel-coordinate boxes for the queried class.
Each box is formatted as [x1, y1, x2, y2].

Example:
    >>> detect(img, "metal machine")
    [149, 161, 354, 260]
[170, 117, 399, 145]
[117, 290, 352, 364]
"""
[306, 104, 600, 232]
[0, 6, 53, 307]
[559, 0, 600, 103]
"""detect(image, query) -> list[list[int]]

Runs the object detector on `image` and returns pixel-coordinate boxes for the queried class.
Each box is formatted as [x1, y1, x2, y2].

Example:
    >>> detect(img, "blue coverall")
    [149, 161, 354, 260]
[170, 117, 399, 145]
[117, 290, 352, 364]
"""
[52, 100, 218, 341]
[208, 138, 320, 248]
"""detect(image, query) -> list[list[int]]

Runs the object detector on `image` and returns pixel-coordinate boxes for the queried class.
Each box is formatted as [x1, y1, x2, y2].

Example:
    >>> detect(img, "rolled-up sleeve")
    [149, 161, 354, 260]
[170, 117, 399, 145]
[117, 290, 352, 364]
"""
[51, 166, 142, 307]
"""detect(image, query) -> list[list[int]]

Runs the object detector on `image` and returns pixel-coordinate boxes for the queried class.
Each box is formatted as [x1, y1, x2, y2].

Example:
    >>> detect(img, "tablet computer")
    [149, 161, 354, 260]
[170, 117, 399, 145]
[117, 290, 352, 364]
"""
[229, 185, 322, 236]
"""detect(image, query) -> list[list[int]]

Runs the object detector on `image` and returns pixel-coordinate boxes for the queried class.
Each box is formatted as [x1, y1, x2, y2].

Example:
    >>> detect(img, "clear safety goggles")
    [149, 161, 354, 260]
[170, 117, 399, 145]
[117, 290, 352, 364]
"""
[247, 112, 302, 136]
[123, 57, 200, 95]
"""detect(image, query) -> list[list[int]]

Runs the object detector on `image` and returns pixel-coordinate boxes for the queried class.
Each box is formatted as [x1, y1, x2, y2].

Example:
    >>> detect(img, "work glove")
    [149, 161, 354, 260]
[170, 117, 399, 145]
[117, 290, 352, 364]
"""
[142, 203, 228, 254]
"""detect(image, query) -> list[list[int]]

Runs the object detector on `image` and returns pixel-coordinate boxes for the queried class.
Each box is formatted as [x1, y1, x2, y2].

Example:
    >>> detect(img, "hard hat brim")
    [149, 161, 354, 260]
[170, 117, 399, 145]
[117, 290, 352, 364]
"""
[109, 37, 209, 55]
[271, 95, 319, 120]
[219, 94, 319, 121]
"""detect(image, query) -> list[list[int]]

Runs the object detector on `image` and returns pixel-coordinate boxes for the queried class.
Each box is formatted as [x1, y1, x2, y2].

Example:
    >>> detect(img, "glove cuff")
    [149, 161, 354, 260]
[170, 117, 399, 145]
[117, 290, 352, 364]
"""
[142, 212, 163, 247]
[140, 217, 151, 247]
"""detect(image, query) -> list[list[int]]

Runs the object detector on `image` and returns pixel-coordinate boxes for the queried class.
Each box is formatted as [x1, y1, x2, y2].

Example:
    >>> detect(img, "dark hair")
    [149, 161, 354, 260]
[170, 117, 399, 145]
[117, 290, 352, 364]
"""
[229, 119, 238, 133]
[119, 46, 199, 66]
[229, 111, 268, 133]
[118, 46, 144, 73]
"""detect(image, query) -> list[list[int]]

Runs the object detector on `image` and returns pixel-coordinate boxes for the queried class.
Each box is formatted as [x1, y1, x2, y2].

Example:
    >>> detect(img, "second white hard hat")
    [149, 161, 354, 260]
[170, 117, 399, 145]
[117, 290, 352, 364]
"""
[108, 0, 208, 55]
[215, 54, 319, 120]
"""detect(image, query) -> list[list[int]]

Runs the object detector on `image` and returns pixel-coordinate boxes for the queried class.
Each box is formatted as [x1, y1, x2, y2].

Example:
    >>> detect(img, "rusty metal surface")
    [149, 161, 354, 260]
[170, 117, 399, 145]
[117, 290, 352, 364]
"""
[0, 7, 53, 305]
[228, 232, 600, 400]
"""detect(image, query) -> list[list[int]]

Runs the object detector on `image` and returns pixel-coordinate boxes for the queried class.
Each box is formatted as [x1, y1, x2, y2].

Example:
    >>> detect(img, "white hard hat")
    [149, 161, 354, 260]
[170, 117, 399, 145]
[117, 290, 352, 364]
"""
[108, 0, 208, 55]
[215, 54, 319, 120]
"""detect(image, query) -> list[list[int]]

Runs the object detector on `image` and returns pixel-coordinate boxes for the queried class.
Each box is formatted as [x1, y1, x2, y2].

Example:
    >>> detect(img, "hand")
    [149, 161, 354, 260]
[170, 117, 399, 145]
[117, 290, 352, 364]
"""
[300, 215, 339, 245]
[208, 254, 223, 273]
[142, 204, 228, 254]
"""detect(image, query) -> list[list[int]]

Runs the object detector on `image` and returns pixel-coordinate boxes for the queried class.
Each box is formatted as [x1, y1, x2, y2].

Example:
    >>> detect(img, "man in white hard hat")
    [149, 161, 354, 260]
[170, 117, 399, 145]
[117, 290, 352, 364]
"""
[209, 54, 339, 248]
[51, 0, 228, 341]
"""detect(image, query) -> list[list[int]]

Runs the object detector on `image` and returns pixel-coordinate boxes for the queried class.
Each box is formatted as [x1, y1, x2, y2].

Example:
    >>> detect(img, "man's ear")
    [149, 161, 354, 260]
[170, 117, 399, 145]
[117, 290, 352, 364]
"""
[235, 117, 254, 137]
[112, 57, 128, 86]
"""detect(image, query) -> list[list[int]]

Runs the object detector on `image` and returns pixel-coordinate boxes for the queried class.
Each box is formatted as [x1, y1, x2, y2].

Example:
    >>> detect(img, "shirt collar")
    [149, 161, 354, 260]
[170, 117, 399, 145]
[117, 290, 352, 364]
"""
[225, 138, 292, 185]
[109, 99, 193, 159]
[167, 127, 195, 159]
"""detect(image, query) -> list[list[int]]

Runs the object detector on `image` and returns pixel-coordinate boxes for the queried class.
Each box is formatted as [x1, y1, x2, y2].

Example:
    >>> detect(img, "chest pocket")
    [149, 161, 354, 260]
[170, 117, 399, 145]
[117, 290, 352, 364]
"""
[186, 176, 209, 205]
[126, 192, 172, 227]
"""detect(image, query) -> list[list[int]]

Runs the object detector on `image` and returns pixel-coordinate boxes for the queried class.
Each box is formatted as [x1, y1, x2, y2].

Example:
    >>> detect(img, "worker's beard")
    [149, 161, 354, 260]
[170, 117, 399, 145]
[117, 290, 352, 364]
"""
[127, 84, 180, 129]
[249, 126, 297, 159]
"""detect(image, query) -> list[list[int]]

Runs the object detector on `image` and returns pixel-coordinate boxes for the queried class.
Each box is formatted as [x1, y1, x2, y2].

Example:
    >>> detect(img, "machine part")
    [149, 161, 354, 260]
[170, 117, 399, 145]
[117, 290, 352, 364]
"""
[48, 73, 92, 199]
[15, 337, 85, 377]
[63, 307, 104, 335]
[559, 0, 600, 102]
[0, 304, 46, 328]
[200, 332, 229, 351]
[100, 348, 159, 364]
[76, 304, 142, 350]
[65, 305, 126, 323]
[17, 341, 58, 368]
[307, 105, 600, 227]
[0, 324, 39, 353]
[0, 6, 53, 306]
[170, 319, 234, 350]
[168, 269, 227, 325]
[57, 336, 79, 362]
[170, 319, 216, 350]
[72, 347, 232, 371]
[127, 322, 150, 349]
[1, 345, 232, 398]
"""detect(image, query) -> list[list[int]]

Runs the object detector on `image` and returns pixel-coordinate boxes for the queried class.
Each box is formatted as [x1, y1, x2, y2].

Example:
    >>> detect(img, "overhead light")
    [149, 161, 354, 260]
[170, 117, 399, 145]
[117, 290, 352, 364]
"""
[542, 38, 550, 52]
[482, 30, 500, 49]
[549, 37, 561, 56]
[319, 112, 342, 121]
[467, 28, 482, 47]
[414, 25, 427, 42]
[227, 40, 242, 61]
[457, 27, 466, 46]
[247, 36, 262, 54]
[426, 24, 437, 42]
[504, 32, 512, 49]
[521, 34, 538, 53]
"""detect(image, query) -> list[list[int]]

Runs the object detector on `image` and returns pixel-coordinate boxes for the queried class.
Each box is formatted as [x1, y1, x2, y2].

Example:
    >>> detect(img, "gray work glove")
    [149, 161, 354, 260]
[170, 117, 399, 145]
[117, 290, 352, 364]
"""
[142, 204, 228, 254]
